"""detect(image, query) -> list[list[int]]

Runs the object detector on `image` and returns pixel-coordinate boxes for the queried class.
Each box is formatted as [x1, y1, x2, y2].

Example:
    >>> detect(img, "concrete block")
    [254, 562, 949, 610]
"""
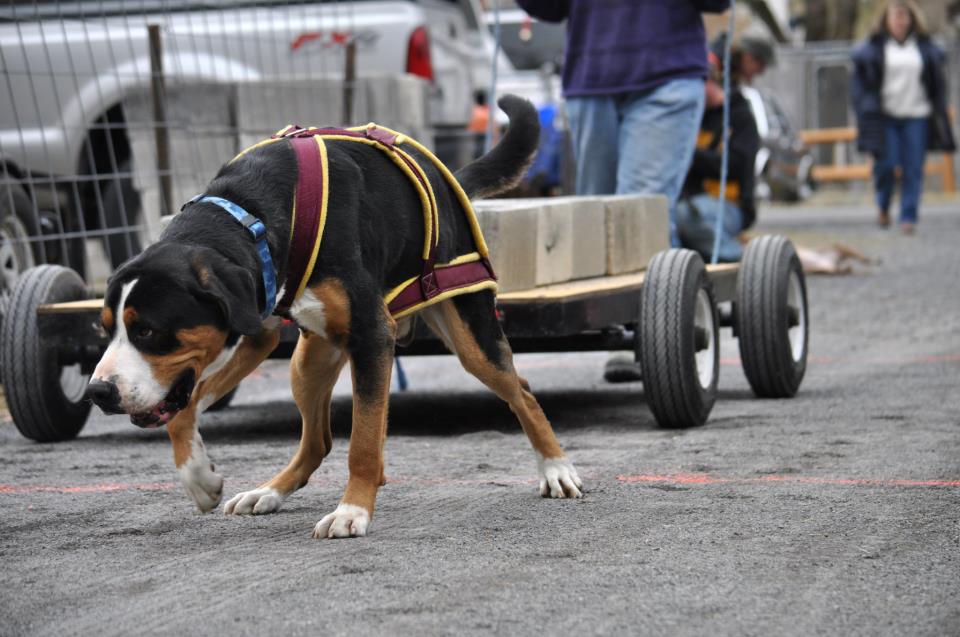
[531, 200, 574, 285]
[471, 200, 539, 293]
[472, 199, 575, 288]
[527, 196, 606, 280]
[600, 194, 670, 274]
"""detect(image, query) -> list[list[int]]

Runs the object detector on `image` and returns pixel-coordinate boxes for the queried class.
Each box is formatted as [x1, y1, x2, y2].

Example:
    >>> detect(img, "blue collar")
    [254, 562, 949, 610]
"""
[185, 195, 277, 319]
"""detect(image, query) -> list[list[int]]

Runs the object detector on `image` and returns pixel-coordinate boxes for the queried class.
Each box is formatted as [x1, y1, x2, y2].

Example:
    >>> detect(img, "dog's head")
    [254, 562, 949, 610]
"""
[86, 243, 263, 428]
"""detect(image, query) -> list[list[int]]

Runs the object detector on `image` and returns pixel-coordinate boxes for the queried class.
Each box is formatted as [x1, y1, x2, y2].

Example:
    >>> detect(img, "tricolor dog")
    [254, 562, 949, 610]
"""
[86, 95, 582, 538]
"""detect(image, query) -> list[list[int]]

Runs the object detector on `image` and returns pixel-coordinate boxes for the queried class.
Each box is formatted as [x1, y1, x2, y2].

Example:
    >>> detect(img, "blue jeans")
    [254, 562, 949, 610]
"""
[873, 116, 928, 224]
[676, 194, 744, 263]
[566, 78, 706, 247]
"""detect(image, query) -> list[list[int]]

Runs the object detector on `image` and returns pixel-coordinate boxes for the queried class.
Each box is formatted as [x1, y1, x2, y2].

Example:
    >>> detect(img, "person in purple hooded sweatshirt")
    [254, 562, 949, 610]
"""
[516, 0, 730, 382]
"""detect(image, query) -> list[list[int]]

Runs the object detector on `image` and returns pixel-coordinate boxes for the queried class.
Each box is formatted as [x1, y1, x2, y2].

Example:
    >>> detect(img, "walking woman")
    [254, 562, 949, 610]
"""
[851, 0, 956, 234]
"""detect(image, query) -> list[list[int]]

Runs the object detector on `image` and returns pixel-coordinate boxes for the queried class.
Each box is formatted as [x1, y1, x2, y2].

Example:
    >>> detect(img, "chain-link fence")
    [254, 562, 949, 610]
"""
[1, 0, 490, 292]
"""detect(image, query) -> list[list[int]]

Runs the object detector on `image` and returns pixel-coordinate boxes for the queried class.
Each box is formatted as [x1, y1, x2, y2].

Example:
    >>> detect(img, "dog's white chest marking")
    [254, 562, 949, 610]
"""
[200, 339, 240, 382]
[289, 287, 327, 338]
[92, 279, 165, 412]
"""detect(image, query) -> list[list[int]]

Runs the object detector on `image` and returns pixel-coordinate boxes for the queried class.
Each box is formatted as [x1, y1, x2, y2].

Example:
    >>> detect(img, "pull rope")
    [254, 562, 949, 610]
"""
[485, 0, 502, 154]
[711, 0, 737, 265]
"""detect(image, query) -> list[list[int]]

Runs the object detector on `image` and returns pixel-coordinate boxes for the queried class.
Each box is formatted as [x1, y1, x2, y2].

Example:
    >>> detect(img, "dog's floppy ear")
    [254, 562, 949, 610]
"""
[190, 253, 263, 336]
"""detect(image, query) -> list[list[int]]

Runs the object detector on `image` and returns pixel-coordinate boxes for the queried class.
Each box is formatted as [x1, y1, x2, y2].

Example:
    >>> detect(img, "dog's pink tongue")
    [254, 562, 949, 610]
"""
[152, 403, 174, 425]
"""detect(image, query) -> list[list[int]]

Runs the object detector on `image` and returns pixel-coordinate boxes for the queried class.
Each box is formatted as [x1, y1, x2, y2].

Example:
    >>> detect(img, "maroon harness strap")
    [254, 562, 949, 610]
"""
[386, 257, 496, 317]
[274, 135, 324, 316]
[271, 124, 496, 318]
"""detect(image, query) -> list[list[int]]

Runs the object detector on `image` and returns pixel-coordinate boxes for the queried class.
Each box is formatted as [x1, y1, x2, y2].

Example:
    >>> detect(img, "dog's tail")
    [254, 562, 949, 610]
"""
[454, 94, 541, 200]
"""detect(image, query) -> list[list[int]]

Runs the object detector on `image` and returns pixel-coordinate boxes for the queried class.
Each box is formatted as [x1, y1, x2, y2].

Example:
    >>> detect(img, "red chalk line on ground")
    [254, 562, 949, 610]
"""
[3, 471, 959, 496]
[0, 481, 178, 494]
[617, 473, 960, 488]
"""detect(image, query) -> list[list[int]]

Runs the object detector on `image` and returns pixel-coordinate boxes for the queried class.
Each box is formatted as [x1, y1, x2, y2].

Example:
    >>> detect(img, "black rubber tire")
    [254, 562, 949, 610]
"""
[1, 265, 92, 442]
[0, 182, 40, 295]
[638, 249, 720, 428]
[100, 159, 143, 268]
[207, 387, 237, 412]
[735, 235, 809, 398]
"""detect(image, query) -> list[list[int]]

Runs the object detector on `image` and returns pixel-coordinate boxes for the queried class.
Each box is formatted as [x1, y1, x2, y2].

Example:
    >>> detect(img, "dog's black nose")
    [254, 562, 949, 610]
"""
[85, 379, 124, 414]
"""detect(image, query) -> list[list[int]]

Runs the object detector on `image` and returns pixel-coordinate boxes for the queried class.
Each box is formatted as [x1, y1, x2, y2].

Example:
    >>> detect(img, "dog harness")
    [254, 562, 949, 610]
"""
[231, 123, 498, 320]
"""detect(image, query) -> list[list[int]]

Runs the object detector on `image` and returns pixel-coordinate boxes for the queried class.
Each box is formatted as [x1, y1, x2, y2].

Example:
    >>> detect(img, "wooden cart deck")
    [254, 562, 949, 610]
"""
[35, 263, 741, 358]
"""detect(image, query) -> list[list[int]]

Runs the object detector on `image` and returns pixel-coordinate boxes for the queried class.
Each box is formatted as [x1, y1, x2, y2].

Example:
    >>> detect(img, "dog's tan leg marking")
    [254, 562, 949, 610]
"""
[313, 314, 396, 539]
[224, 332, 346, 515]
[167, 327, 280, 512]
[422, 300, 582, 498]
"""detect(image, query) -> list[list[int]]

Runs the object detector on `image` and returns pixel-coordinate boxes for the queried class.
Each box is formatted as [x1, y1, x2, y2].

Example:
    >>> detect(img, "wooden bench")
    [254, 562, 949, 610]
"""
[799, 123, 956, 193]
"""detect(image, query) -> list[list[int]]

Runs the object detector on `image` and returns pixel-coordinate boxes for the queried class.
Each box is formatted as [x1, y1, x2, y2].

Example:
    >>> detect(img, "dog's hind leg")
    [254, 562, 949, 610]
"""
[421, 292, 582, 498]
[312, 305, 396, 539]
[168, 326, 281, 512]
[224, 331, 346, 515]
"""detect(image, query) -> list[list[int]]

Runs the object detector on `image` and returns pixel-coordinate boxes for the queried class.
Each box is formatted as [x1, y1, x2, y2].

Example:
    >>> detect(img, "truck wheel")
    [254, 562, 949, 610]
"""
[1, 265, 92, 442]
[0, 183, 39, 295]
[101, 159, 143, 268]
[638, 249, 719, 428]
[735, 235, 809, 398]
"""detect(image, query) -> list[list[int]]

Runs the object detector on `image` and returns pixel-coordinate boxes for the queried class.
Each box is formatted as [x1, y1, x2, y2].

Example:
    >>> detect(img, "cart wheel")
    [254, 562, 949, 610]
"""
[1, 265, 92, 441]
[206, 387, 237, 412]
[638, 249, 719, 428]
[735, 235, 808, 398]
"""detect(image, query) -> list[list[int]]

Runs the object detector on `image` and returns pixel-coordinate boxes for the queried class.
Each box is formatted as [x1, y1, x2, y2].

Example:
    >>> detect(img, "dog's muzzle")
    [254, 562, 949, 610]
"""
[85, 379, 125, 415]
[127, 369, 196, 429]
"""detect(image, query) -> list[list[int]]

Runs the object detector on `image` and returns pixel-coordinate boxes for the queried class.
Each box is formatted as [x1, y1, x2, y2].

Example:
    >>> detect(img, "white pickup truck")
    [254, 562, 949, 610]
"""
[0, 0, 491, 283]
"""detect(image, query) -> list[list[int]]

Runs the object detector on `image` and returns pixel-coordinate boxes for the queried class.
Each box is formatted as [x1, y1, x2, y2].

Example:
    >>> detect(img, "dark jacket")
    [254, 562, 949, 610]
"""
[516, 0, 730, 97]
[851, 34, 956, 154]
[683, 89, 760, 229]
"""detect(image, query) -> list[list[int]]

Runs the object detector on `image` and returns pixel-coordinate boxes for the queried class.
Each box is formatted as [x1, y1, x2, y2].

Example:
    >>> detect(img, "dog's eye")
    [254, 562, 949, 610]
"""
[136, 326, 154, 339]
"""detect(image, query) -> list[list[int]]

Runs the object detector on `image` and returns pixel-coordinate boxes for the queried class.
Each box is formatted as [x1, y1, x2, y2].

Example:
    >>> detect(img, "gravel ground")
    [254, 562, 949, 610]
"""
[1, 201, 958, 636]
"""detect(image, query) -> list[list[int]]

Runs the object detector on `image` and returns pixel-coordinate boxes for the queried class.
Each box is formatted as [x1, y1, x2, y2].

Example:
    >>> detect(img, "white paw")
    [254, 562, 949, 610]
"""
[223, 487, 285, 515]
[538, 456, 583, 499]
[178, 454, 223, 513]
[312, 503, 371, 539]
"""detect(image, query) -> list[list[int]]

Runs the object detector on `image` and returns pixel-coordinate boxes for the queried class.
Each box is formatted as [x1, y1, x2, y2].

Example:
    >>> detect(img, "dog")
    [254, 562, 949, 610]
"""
[86, 95, 582, 538]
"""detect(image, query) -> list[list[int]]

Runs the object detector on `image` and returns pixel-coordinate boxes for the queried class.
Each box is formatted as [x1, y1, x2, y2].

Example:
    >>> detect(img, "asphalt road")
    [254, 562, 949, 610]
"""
[1, 201, 959, 636]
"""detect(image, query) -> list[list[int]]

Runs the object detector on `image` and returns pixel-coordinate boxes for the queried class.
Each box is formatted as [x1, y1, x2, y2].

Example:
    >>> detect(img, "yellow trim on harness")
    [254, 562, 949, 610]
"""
[389, 280, 498, 320]
[319, 133, 438, 260]
[289, 136, 331, 302]
[235, 123, 493, 317]
[383, 252, 497, 319]
[230, 136, 284, 162]
[348, 124, 490, 258]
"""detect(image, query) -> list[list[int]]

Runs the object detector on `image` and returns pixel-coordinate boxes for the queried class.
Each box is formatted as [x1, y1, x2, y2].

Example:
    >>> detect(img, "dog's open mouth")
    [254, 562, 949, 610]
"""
[130, 369, 196, 429]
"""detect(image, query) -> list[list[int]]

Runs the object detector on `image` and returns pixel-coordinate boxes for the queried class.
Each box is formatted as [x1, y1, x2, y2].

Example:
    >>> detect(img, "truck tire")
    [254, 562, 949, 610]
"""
[0, 183, 39, 295]
[100, 159, 143, 268]
[1, 265, 92, 442]
[735, 235, 808, 398]
[638, 249, 719, 428]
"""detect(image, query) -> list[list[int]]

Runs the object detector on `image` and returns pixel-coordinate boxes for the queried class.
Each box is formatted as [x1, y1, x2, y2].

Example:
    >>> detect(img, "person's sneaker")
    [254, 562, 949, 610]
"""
[603, 352, 642, 383]
[878, 210, 890, 228]
[900, 222, 915, 235]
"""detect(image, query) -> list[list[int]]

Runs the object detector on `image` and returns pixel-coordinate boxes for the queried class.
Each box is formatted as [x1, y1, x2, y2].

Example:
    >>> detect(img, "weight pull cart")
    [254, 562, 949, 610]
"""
[0, 235, 809, 442]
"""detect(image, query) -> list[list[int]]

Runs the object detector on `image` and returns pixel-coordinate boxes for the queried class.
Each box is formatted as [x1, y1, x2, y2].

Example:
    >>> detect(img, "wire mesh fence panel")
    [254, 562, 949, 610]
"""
[0, 0, 474, 292]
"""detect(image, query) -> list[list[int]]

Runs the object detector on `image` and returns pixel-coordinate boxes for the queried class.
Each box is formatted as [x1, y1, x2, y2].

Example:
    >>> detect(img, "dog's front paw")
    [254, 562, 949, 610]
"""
[312, 503, 370, 539]
[178, 457, 224, 513]
[223, 487, 285, 515]
[538, 456, 583, 499]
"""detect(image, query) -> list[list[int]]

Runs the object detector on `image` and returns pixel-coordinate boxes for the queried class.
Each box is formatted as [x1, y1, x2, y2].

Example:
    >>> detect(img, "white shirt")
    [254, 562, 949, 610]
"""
[882, 37, 931, 118]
